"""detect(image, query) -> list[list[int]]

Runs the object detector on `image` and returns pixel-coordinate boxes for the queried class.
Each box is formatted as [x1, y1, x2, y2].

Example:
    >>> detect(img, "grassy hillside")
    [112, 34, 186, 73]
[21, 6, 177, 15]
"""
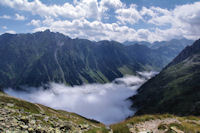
[0, 91, 109, 132]
[1, 90, 200, 132]
[131, 39, 200, 115]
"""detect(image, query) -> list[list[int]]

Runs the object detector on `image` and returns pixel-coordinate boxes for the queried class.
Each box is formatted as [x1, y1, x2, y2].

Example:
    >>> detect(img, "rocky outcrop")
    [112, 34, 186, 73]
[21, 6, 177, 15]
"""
[0, 92, 108, 132]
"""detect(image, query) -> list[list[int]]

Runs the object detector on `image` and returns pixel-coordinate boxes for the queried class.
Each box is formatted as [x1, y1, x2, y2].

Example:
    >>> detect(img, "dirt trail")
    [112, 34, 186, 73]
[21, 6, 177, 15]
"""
[129, 118, 181, 133]
[35, 104, 45, 114]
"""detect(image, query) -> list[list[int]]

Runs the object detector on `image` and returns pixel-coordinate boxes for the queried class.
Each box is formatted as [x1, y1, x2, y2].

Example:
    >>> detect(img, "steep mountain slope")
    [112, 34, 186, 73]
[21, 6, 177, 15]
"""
[0, 30, 169, 89]
[155, 39, 194, 64]
[151, 38, 193, 49]
[131, 39, 200, 115]
[124, 38, 193, 49]
[125, 44, 166, 70]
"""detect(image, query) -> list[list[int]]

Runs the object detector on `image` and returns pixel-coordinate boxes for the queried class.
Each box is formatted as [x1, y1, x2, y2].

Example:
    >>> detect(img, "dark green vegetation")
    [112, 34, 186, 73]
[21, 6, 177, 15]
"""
[0, 30, 187, 89]
[131, 39, 200, 116]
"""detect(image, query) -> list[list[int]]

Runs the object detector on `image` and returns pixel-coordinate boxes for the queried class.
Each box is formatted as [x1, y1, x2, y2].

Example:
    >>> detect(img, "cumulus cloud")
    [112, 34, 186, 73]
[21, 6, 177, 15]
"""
[0, 14, 25, 21]
[2, 26, 8, 29]
[116, 4, 142, 25]
[5, 72, 157, 125]
[100, 0, 123, 9]
[0, 0, 101, 20]
[33, 18, 138, 42]
[33, 18, 162, 43]
[0, 0, 123, 21]
[99, 0, 124, 14]
[140, 7, 157, 18]
[28, 19, 41, 27]
[0, 15, 11, 19]
[0, 0, 200, 42]
[5, 30, 16, 34]
[147, 2, 200, 40]
[32, 1, 200, 42]
[15, 13, 26, 20]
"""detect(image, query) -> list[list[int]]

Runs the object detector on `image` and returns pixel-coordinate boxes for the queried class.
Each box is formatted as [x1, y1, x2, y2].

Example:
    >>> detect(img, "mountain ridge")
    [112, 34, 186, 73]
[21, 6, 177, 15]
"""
[131, 38, 200, 116]
[0, 30, 185, 89]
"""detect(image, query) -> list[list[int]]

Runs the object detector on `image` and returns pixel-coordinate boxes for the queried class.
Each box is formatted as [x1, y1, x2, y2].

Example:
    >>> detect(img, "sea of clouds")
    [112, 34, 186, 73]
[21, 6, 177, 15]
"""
[5, 71, 157, 125]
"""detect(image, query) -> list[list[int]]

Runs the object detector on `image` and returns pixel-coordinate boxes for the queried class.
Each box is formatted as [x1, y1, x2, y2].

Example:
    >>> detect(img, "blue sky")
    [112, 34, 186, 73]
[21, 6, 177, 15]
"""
[0, 0, 200, 42]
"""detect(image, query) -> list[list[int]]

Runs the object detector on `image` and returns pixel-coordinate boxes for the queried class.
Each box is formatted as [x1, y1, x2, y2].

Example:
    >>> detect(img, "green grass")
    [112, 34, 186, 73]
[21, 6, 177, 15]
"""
[111, 114, 200, 133]
[181, 122, 200, 132]
[0, 94, 40, 113]
[85, 127, 109, 133]
[111, 114, 172, 133]
[118, 65, 135, 75]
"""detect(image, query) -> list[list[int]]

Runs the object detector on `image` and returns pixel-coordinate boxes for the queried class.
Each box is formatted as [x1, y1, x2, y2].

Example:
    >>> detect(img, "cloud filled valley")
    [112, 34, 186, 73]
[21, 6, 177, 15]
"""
[5, 71, 157, 125]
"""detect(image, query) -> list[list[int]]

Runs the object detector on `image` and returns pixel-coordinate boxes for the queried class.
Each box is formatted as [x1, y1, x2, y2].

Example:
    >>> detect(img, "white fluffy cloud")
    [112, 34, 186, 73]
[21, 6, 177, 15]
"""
[5, 30, 16, 34]
[140, 7, 157, 18]
[2, 26, 7, 29]
[15, 13, 26, 20]
[0, 15, 11, 19]
[100, 0, 123, 9]
[116, 4, 142, 25]
[0, 14, 25, 21]
[5, 72, 157, 124]
[0, 0, 200, 42]
[0, 0, 101, 20]
[28, 19, 41, 27]
[0, 0, 124, 21]
[147, 2, 200, 40]
[33, 18, 151, 42]
[99, 0, 124, 13]
[33, 17, 168, 43]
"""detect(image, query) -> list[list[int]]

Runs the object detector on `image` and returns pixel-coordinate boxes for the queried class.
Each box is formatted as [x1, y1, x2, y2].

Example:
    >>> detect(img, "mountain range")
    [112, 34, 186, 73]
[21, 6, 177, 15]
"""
[124, 39, 194, 65]
[1, 30, 200, 132]
[123, 38, 193, 49]
[0, 30, 192, 89]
